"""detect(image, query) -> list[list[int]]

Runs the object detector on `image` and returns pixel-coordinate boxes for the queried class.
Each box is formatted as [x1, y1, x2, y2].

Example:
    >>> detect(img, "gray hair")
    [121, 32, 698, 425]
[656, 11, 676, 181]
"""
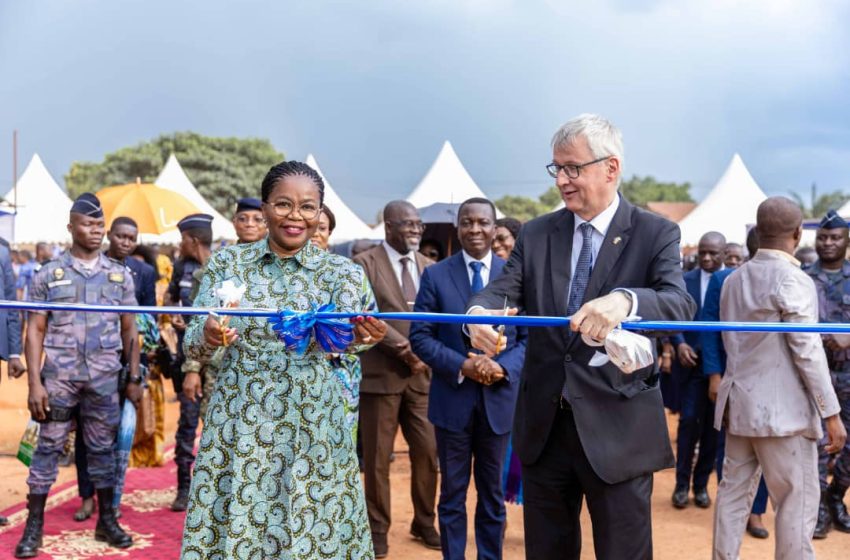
[551, 113, 624, 186]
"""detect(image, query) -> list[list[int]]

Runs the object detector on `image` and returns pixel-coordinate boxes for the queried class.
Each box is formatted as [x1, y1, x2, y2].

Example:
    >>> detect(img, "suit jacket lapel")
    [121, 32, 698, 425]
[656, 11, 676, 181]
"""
[583, 196, 633, 305]
[548, 210, 574, 346]
[374, 245, 407, 306]
[449, 253, 472, 302]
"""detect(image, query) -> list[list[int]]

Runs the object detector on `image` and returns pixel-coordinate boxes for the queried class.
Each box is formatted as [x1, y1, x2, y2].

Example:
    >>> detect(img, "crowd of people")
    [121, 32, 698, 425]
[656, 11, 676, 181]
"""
[0, 113, 848, 559]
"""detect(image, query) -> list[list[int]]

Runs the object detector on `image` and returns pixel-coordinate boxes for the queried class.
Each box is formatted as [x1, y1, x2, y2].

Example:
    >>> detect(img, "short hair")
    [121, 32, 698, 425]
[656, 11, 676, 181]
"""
[457, 197, 496, 224]
[20, 250, 32, 261]
[261, 161, 325, 206]
[321, 205, 336, 233]
[745, 227, 759, 257]
[132, 244, 160, 282]
[184, 227, 212, 248]
[495, 217, 522, 240]
[551, 114, 624, 186]
[111, 216, 138, 230]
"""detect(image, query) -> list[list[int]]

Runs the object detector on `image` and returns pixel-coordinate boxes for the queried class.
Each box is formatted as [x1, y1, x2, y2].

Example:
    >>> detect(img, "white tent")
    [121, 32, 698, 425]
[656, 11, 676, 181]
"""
[405, 141, 503, 217]
[836, 196, 850, 218]
[677, 154, 767, 245]
[305, 155, 378, 242]
[154, 154, 236, 241]
[2, 154, 73, 243]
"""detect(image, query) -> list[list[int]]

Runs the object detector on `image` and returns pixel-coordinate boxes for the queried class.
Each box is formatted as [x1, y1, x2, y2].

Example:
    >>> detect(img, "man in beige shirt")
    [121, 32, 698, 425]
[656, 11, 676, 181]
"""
[713, 196, 847, 559]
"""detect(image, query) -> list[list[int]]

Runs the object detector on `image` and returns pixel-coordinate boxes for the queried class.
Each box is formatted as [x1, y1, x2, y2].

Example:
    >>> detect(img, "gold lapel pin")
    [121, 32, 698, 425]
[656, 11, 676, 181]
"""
[613, 236, 622, 245]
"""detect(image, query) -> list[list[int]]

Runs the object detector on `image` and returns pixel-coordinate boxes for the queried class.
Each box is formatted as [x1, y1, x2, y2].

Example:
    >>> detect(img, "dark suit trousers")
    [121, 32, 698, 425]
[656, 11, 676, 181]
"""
[360, 384, 438, 534]
[435, 389, 509, 560]
[675, 372, 718, 491]
[523, 408, 653, 560]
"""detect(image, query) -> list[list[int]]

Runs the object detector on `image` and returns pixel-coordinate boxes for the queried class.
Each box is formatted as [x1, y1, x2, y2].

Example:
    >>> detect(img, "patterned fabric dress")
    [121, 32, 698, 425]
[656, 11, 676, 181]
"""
[180, 239, 375, 560]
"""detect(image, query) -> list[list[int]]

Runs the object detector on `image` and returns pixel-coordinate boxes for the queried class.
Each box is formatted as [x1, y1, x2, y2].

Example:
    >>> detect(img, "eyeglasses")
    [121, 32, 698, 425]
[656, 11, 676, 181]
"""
[265, 200, 321, 220]
[546, 156, 610, 179]
[388, 219, 426, 232]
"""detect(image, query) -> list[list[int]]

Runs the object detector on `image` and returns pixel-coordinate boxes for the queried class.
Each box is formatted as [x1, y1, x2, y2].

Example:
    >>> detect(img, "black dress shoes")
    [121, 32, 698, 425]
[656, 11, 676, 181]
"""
[410, 524, 442, 550]
[746, 522, 769, 539]
[693, 488, 711, 509]
[672, 486, 689, 509]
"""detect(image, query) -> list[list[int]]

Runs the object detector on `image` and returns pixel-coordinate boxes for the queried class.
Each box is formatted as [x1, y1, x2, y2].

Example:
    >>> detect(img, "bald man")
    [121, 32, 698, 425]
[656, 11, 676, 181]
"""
[713, 197, 847, 559]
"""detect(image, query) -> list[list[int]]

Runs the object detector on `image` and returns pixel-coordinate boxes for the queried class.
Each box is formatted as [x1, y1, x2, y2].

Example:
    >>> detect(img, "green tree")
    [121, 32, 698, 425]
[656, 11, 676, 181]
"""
[494, 195, 547, 222]
[619, 175, 693, 207]
[789, 183, 849, 219]
[65, 132, 285, 215]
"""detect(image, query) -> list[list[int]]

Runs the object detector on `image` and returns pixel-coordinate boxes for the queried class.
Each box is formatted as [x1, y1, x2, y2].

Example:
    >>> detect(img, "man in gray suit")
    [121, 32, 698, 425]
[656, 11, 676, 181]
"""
[713, 197, 847, 559]
[0, 238, 26, 526]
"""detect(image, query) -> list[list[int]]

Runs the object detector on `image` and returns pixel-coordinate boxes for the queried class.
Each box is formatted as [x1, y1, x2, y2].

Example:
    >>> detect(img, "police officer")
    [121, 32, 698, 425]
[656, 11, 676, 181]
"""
[166, 213, 213, 512]
[192, 199, 267, 418]
[16, 193, 141, 558]
[808, 209, 850, 538]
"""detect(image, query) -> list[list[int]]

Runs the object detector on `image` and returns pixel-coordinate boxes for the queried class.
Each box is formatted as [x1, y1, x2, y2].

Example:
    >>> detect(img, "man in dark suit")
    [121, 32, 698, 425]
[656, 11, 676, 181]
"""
[467, 114, 695, 559]
[107, 217, 157, 307]
[671, 231, 725, 510]
[354, 201, 439, 558]
[0, 238, 25, 527]
[410, 198, 527, 560]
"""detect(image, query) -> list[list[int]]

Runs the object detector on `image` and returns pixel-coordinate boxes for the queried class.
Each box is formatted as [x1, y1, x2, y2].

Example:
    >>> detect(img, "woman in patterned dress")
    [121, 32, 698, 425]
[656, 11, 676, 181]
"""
[310, 205, 369, 445]
[180, 161, 386, 559]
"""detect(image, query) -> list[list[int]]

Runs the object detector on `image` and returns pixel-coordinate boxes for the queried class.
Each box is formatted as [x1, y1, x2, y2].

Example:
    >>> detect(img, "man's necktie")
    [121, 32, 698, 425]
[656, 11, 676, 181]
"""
[563, 222, 594, 402]
[399, 256, 417, 307]
[469, 261, 484, 293]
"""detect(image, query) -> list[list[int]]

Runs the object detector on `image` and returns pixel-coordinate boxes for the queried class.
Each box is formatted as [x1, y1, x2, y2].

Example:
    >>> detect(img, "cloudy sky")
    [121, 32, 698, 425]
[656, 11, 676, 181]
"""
[1, 0, 848, 220]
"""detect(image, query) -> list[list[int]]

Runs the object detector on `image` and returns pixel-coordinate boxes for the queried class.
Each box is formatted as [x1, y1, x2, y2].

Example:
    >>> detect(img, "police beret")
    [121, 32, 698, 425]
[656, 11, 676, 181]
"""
[819, 209, 847, 230]
[71, 193, 104, 218]
[235, 197, 262, 214]
[177, 213, 214, 233]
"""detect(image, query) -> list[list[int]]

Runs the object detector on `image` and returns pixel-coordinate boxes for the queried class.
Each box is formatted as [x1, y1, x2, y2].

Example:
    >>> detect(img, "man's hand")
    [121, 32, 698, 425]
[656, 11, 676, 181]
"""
[660, 342, 674, 374]
[677, 342, 699, 368]
[171, 314, 186, 331]
[468, 307, 519, 357]
[707, 373, 722, 402]
[183, 372, 203, 402]
[352, 316, 388, 346]
[8, 357, 26, 379]
[825, 414, 848, 454]
[462, 352, 505, 385]
[28, 382, 50, 421]
[824, 334, 850, 352]
[570, 292, 631, 341]
[125, 381, 143, 407]
[408, 357, 431, 376]
[203, 315, 237, 347]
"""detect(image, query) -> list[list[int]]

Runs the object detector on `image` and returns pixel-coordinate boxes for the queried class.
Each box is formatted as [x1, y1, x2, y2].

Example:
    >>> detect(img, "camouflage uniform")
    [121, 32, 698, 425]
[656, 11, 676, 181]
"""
[26, 251, 135, 494]
[807, 261, 850, 490]
[169, 258, 203, 471]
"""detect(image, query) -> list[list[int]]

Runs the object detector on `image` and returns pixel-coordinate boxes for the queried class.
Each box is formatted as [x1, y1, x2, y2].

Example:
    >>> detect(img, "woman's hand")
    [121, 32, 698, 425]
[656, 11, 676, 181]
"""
[351, 316, 387, 345]
[203, 314, 238, 347]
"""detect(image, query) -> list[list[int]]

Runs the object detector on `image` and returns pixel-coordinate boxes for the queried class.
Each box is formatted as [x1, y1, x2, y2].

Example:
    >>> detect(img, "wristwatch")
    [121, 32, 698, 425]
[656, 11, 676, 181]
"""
[128, 374, 144, 385]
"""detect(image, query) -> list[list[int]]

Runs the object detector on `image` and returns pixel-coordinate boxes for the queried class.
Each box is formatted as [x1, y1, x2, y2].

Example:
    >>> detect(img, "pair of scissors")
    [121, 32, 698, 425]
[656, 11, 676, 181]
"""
[495, 296, 509, 353]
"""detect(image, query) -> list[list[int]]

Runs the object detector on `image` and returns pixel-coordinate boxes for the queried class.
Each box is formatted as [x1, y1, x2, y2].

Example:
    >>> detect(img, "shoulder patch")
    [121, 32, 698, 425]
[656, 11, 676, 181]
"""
[53, 267, 65, 280]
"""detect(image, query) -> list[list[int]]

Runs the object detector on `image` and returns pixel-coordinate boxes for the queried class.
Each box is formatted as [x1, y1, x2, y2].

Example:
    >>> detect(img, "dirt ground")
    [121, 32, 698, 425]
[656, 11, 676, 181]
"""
[0, 364, 846, 558]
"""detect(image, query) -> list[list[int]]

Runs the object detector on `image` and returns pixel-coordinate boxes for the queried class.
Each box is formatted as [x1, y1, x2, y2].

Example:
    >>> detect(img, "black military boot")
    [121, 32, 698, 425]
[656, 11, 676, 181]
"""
[170, 464, 191, 512]
[827, 480, 850, 533]
[94, 488, 132, 548]
[14, 493, 47, 558]
[814, 490, 832, 539]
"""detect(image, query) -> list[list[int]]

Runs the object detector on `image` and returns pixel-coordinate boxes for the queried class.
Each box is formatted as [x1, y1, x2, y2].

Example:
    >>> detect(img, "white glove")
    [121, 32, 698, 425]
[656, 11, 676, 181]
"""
[583, 320, 655, 374]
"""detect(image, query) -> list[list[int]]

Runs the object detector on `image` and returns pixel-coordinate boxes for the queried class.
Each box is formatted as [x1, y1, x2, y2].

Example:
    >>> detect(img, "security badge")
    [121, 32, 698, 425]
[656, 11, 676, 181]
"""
[108, 272, 125, 283]
[842, 294, 850, 306]
[53, 267, 64, 280]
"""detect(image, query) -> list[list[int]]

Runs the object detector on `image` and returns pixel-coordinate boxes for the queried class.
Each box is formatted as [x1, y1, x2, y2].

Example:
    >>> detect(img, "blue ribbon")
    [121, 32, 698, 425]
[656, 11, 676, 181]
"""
[4, 300, 850, 335]
[268, 303, 355, 354]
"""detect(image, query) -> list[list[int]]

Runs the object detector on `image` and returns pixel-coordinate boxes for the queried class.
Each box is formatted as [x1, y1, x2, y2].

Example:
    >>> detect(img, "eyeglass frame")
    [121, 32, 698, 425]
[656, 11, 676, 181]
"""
[386, 219, 426, 232]
[263, 200, 322, 220]
[545, 156, 611, 179]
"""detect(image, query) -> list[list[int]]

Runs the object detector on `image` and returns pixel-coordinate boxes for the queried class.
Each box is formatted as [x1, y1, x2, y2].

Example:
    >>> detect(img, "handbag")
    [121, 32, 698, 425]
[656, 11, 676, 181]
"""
[134, 386, 156, 442]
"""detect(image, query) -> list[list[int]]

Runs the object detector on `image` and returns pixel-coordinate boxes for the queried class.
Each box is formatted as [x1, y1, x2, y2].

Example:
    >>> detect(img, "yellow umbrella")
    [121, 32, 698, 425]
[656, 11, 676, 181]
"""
[96, 178, 201, 234]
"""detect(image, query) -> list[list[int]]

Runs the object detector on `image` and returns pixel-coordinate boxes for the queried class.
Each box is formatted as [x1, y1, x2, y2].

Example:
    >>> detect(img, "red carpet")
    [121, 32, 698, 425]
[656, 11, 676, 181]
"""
[0, 448, 183, 559]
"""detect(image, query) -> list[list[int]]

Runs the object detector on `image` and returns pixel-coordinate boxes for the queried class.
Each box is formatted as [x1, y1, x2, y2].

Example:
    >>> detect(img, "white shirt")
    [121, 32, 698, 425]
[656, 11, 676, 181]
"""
[570, 195, 638, 317]
[462, 250, 492, 287]
[382, 241, 420, 291]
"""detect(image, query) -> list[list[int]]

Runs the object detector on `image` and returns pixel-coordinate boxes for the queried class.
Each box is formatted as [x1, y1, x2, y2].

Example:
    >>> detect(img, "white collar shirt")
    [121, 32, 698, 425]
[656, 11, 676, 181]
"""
[462, 250, 492, 288]
[382, 240, 420, 291]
